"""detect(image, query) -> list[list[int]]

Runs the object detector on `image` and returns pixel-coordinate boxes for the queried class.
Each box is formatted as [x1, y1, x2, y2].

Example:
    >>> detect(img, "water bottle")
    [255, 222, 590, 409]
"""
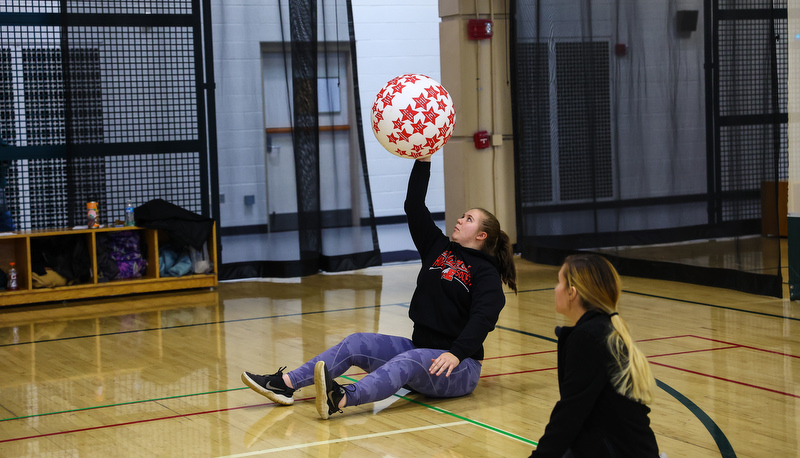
[125, 199, 135, 226]
[7, 262, 18, 291]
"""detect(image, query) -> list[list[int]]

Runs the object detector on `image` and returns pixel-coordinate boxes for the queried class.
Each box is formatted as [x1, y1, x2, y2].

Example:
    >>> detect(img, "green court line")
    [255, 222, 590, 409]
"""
[339, 375, 538, 447]
[0, 387, 249, 422]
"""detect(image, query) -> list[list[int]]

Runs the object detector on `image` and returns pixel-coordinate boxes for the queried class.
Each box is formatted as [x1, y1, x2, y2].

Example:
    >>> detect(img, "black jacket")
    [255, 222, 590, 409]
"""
[531, 310, 660, 458]
[134, 199, 214, 251]
[404, 160, 505, 362]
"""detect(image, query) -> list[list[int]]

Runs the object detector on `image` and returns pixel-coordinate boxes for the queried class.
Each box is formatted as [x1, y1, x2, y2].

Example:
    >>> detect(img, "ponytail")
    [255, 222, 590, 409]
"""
[476, 208, 517, 294]
[563, 254, 655, 404]
[495, 230, 517, 293]
[607, 313, 655, 404]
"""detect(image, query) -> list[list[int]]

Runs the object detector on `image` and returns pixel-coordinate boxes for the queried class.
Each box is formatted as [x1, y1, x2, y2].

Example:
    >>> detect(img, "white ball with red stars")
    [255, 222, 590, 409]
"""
[370, 74, 456, 159]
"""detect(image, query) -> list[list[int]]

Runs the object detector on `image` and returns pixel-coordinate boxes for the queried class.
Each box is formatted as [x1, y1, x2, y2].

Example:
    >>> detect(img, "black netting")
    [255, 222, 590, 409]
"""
[516, 42, 551, 204]
[290, 0, 321, 263]
[0, 2, 214, 230]
[555, 42, 613, 202]
[511, 0, 785, 297]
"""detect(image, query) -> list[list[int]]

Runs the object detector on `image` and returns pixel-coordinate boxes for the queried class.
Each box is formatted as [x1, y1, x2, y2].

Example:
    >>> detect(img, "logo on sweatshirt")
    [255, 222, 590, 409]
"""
[430, 250, 471, 291]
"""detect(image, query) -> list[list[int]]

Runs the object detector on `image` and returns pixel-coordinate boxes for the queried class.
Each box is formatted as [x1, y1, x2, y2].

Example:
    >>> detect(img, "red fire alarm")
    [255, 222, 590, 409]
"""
[474, 130, 490, 149]
[614, 43, 628, 56]
[468, 19, 493, 40]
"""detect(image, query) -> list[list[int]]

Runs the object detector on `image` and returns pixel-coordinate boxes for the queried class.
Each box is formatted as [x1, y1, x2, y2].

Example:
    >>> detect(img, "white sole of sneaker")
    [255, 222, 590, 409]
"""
[314, 361, 331, 420]
[241, 372, 294, 405]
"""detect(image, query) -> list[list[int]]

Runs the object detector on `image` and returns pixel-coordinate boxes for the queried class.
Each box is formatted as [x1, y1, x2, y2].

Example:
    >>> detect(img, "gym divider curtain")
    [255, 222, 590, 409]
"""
[511, 0, 785, 297]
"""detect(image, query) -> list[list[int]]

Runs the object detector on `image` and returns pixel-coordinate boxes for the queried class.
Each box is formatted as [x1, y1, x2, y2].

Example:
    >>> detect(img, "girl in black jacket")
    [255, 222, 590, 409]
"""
[530, 254, 662, 458]
[242, 157, 517, 420]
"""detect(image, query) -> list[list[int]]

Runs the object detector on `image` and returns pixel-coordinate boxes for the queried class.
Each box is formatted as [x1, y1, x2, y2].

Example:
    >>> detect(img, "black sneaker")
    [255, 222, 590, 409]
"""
[241, 366, 296, 405]
[314, 361, 352, 420]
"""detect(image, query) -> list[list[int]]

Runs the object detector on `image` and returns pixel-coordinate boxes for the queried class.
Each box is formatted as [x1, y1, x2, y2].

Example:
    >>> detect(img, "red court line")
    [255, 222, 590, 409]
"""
[480, 367, 557, 378]
[650, 361, 800, 399]
[638, 335, 694, 342]
[0, 396, 314, 444]
[648, 346, 740, 358]
[484, 349, 557, 360]
[688, 334, 800, 359]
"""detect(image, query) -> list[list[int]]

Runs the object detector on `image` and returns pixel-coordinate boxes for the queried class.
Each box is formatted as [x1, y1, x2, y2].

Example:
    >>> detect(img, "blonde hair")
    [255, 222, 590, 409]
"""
[562, 254, 655, 404]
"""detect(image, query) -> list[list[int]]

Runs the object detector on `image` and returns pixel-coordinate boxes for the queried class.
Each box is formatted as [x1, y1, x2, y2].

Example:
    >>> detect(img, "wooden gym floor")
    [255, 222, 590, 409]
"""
[0, 254, 797, 457]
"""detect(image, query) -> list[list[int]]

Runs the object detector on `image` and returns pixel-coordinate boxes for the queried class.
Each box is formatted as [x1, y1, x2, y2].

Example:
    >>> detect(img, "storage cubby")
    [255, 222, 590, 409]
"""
[0, 224, 217, 307]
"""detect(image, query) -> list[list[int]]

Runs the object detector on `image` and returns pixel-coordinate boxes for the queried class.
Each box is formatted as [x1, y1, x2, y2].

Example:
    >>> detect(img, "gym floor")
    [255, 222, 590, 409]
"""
[0, 254, 796, 457]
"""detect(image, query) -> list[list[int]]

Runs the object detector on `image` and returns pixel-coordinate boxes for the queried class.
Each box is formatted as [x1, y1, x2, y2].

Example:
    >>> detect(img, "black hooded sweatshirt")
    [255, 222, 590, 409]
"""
[403, 160, 505, 362]
[530, 310, 660, 458]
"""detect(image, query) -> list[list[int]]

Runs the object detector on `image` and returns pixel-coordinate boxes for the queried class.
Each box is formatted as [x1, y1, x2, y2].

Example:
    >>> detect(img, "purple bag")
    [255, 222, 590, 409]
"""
[108, 231, 147, 279]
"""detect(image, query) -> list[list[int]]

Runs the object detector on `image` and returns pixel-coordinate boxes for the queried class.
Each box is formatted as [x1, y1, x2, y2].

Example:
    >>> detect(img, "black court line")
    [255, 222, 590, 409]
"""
[0, 302, 410, 348]
[624, 290, 798, 321]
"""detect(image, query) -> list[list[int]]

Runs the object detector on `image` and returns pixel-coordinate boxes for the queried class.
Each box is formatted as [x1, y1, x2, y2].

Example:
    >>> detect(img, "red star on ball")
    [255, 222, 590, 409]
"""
[421, 107, 439, 124]
[390, 82, 406, 94]
[397, 128, 412, 142]
[404, 75, 421, 84]
[410, 120, 426, 135]
[437, 85, 449, 98]
[400, 104, 418, 122]
[412, 94, 430, 110]
[392, 118, 405, 130]
[425, 86, 439, 99]
[425, 134, 440, 149]
[386, 133, 399, 144]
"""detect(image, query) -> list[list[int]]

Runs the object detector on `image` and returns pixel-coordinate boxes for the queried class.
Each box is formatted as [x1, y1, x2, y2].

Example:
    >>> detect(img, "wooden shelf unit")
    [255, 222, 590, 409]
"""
[0, 224, 217, 307]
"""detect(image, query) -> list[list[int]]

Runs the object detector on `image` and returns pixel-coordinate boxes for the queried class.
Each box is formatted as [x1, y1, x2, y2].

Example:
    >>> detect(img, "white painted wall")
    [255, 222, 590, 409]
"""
[211, 0, 444, 263]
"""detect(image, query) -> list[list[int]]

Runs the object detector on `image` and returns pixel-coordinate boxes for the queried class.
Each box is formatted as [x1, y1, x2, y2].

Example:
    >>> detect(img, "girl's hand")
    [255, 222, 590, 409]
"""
[430, 352, 459, 377]
[417, 155, 432, 162]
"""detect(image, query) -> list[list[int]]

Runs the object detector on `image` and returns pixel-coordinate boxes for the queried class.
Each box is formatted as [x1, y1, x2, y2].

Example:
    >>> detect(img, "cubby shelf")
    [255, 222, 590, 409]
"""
[0, 224, 217, 306]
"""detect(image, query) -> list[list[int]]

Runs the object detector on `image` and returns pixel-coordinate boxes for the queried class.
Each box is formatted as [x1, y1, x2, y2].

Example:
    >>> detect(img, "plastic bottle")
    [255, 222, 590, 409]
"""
[125, 199, 135, 226]
[87, 201, 99, 228]
[7, 262, 18, 291]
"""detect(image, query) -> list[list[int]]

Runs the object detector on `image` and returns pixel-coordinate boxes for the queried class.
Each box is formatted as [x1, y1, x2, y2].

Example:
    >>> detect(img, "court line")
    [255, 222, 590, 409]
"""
[0, 387, 251, 423]
[650, 362, 800, 399]
[0, 386, 537, 448]
[656, 380, 736, 458]
[0, 302, 411, 349]
[689, 334, 800, 359]
[0, 399, 304, 444]
[217, 421, 469, 457]
[339, 375, 537, 446]
[624, 290, 800, 321]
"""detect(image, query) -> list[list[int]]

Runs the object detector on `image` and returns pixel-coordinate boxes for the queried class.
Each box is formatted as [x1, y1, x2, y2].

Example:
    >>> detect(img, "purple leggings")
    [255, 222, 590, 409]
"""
[285, 332, 482, 406]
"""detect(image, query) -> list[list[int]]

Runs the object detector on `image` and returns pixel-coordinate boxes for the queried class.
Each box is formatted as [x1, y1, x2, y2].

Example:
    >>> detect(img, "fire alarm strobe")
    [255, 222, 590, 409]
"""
[468, 19, 493, 40]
